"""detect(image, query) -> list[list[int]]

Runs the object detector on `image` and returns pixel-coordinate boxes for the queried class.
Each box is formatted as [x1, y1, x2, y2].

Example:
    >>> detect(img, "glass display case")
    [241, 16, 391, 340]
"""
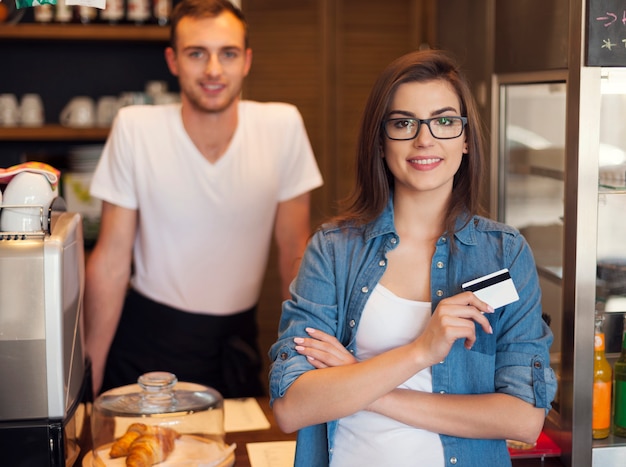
[493, 66, 626, 466]
[494, 72, 567, 413]
[592, 68, 626, 466]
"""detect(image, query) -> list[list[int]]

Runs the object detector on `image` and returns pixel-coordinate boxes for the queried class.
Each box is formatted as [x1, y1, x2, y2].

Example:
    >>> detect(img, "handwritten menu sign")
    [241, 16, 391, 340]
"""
[587, 1, 626, 66]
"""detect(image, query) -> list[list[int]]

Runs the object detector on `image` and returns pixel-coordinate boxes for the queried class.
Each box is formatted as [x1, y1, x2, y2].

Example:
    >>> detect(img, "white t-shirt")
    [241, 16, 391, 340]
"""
[330, 284, 445, 467]
[90, 101, 323, 314]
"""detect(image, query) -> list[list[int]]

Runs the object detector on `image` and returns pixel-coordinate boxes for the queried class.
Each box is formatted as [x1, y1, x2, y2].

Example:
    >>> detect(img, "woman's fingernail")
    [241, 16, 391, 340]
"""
[307, 355, 316, 361]
[488, 325, 493, 334]
[305, 327, 316, 333]
[294, 337, 304, 344]
[487, 306, 494, 313]
[295, 345, 305, 351]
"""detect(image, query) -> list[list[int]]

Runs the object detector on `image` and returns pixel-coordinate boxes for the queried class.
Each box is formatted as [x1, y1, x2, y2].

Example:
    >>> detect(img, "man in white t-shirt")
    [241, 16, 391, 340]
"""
[84, 0, 323, 398]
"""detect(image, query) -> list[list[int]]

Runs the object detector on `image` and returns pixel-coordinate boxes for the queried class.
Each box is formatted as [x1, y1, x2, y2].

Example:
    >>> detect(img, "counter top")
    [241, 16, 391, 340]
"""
[225, 397, 295, 466]
[75, 396, 564, 467]
[226, 397, 564, 467]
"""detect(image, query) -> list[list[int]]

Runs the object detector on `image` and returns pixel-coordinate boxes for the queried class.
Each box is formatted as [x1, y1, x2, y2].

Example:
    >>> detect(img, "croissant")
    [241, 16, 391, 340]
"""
[110, 430, 141, 458]
[125, 427, 179, 467]
[109, 423, 180, 466]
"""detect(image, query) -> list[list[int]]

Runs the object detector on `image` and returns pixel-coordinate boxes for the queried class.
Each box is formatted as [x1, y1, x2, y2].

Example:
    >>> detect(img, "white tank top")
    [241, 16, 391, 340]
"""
[330, 284, 445, 467]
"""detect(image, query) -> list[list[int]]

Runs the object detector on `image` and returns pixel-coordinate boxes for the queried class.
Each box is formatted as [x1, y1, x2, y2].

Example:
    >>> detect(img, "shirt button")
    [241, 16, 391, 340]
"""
[441, 237, 447, 242]
[450, 457, 458, 464]
[361, 286, 369, 293]
[349, 319, 356, 328]
[390, 237, 397, 244]
[379, 260, 386, 267]
[436, 261, 444, 269]
[534, 361, 542, 369]
[439, 360, 445, 364]
[436, 289, 444, 297]
[280, 352, 288, 360]
[440, 390, 445, 394]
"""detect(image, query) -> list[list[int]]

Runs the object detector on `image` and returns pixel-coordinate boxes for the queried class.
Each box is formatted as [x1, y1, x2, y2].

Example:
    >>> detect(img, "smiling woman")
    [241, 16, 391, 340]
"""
[268, 49, 557, 467]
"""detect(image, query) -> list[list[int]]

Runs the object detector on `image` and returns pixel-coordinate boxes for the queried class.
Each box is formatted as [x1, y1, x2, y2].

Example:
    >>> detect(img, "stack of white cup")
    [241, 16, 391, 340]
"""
[0, 93, 45, 127]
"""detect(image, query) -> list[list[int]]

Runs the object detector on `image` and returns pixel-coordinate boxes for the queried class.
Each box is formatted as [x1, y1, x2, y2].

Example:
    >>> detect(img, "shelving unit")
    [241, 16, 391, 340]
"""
[0, 22, 177, 166]
[0, 125, 109, 141]
[0, 23, 169, 41]
[489, 5, 626, 463]
[0, 20, 177, 248]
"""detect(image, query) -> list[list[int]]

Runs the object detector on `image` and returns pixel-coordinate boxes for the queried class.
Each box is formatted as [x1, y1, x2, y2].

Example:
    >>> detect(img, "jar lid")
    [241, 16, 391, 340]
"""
[94, 371, 223, 417]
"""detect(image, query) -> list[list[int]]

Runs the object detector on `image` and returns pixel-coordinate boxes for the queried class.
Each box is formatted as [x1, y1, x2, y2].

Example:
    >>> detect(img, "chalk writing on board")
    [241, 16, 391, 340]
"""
[587, 4, 626, 66]
[596, 11, 625, 28]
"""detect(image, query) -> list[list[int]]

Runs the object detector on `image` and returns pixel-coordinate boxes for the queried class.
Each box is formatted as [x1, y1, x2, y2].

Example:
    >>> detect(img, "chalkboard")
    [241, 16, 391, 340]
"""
[587, 1, 626, 66]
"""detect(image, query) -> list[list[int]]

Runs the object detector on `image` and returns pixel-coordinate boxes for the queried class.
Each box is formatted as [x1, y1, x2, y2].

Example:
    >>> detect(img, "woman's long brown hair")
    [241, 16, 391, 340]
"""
[334, 49, 487, 239]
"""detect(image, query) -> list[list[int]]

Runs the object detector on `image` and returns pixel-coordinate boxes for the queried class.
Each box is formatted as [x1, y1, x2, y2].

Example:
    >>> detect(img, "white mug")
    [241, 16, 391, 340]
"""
[153, 92, 180, 105]
[118, 92, 150, 107]
[19, 93, 45, 127]
[145, 80, 168, 102]
[60, 96, 96, 128]
[0, 172, 57, 232]
[96, 96, 120, 127]
[0, 94, 19, 127]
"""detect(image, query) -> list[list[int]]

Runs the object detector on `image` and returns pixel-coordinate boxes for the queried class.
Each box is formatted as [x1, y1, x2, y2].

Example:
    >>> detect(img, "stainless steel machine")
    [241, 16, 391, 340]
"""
[0, 201, 87, 467]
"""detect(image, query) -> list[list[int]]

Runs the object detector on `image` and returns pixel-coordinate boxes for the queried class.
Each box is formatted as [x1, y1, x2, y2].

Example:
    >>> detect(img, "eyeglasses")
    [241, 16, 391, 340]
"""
[382, 116, 468, 140]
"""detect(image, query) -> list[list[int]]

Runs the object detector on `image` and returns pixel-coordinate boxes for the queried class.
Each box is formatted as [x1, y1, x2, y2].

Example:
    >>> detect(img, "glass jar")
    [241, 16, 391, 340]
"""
[87, 372, 235, 466]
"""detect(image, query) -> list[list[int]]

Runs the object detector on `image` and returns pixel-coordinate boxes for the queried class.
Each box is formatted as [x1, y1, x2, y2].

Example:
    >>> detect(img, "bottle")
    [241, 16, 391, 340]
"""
[153, 0, 172, 26]
[78, 6, 98, 24]
[613, 314, 626, 437]
[126, 0, 150, 24]
[100, 0, 125, 24]
[34, 4, 54, 23]
[55, 0, 74, 23]
[593, 314, 612, 439]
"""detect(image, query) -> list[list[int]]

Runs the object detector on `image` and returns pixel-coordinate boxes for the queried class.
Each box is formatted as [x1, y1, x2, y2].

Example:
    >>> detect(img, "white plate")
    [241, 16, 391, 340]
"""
[82, 435, 235, 467]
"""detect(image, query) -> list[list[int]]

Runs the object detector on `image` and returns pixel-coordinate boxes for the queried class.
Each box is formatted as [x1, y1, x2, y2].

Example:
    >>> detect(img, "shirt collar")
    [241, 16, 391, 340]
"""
[362, 197, 397, 242]
[362, 195, 478, 245]
[453, 213, 478, 245]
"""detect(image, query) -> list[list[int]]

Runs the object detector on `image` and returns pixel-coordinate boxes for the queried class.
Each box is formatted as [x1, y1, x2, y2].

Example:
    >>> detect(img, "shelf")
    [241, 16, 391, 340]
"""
[592, 435, 626, 465]
[529, 166, 564, 181]
[0, 125, 109, 141]
[599, 185, 626, 194]
[508, 147, 564, 182]
[0, 23, 169, 42]
[537, 265, 563, 285]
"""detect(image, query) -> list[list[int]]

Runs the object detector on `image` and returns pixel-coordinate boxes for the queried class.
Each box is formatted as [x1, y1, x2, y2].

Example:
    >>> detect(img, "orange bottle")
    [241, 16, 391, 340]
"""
[593, 315, 612, 439]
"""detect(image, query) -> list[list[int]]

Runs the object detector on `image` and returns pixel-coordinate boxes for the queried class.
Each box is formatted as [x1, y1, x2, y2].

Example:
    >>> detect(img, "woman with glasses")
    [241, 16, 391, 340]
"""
[269, 49, 557, 467]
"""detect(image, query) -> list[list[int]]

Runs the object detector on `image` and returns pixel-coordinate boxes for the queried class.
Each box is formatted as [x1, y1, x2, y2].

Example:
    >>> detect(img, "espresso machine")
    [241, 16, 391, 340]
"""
[0, 200, 88, 467]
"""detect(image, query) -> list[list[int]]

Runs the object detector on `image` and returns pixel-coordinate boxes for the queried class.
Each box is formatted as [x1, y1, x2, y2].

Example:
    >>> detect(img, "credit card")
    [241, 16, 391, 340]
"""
[461, 268, 519, 309]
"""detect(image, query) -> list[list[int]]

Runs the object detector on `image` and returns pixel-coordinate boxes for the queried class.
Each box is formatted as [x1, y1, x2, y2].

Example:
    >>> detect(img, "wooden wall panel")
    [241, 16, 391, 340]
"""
[241, 0, 324, 391]
[240, 0, 433, 392]
[333, 0, 424, 201]
[241, 0, 329, 225]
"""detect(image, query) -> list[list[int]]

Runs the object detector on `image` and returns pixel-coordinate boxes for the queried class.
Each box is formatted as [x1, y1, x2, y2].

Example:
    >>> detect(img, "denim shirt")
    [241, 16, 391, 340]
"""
[269, 200, 557, 467]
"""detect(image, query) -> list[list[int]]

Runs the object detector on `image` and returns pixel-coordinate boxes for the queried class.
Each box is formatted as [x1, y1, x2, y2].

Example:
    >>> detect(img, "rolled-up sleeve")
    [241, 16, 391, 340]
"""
[494, 235, 557, 413]
[496, 350, 557, 413]
[268, 230, 341, 406]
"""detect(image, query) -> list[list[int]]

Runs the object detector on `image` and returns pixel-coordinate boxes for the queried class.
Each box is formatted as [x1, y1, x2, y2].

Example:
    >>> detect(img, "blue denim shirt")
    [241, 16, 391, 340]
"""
[269, 200, 557, 467]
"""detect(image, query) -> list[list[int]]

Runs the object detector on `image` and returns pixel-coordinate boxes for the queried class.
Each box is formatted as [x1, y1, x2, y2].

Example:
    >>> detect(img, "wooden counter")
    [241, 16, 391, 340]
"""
[226, 397, 564, 467]
[226, 397, 296, 467]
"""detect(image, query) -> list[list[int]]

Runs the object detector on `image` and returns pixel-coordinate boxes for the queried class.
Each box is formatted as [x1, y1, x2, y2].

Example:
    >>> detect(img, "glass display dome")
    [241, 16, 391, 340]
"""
[85, 372, 235, 466]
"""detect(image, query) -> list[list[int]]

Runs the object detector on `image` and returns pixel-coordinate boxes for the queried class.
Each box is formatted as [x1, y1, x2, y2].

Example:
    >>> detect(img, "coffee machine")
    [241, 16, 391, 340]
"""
[0, 202, 88, 467]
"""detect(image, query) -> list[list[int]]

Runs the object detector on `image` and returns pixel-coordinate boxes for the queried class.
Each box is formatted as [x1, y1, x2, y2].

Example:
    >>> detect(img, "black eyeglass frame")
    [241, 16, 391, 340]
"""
[382, 116, 468, 140]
